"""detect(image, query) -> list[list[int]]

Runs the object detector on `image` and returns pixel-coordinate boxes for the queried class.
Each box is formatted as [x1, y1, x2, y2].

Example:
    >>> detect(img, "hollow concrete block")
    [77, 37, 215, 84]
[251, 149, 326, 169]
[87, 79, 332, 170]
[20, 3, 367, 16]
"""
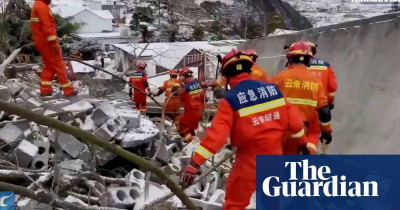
[49, 132, 85, 158]
[99, 187, 140, 208]
[94, 119, 119, 141]
[0, 123, 24, 150]
[116, 109, 141, 129]
[30, 140, 50, 170]
[92, 100, 117, 127]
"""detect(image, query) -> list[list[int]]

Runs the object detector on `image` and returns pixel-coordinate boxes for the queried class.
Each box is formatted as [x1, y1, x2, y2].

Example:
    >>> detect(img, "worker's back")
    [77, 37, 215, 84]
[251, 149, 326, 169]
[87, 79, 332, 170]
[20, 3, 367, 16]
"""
[271, 65, 327, 122]
[180, 78, 205, 110]
[250, 63, 269, 83]
[224, 78, 292, 150]
[30, 0, 57, 46]
[129, 70, 147, 92]
[308, 58, 337, 103]
[163, 78, 181, 98]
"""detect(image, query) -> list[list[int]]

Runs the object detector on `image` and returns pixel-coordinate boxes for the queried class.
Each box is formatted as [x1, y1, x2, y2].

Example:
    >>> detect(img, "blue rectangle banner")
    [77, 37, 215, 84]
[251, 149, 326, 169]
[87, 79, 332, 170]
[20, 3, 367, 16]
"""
[256, 155, 400, 210]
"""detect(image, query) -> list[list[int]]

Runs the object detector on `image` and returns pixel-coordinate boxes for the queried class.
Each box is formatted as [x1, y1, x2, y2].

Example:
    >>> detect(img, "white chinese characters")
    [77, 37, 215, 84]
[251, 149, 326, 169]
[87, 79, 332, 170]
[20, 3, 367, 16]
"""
[237, 85, 278, 104]
[252, 111, 281, 126]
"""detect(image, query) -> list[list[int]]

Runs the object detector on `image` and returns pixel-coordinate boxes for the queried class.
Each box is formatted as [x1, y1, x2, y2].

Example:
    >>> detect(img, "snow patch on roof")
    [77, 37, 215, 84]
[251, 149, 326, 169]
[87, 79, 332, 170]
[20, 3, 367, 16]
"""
[51, 0, 86, 7]
[92, 10, 114, 19]
[77, 32, 122, 38]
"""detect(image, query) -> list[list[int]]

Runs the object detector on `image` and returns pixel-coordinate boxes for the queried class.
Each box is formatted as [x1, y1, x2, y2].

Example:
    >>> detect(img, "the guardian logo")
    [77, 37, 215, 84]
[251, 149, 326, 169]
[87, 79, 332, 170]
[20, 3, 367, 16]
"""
[262, 159, 379, 197]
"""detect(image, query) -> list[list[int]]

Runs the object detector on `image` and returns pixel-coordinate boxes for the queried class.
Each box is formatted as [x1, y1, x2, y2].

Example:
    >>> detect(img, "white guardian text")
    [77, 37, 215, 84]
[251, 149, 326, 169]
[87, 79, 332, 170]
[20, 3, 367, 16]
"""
[262, 159, 379, 197]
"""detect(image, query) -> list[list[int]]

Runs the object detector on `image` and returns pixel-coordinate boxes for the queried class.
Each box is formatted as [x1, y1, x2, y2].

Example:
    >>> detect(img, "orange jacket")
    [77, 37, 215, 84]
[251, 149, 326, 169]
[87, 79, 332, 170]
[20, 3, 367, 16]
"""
[179, 78, 205, 111]
[308, 58, 337, 104]
[218, 63, 269, 87]
[192, 74, 307, 166]
[159, 78, 182, 98]
[129, 70, 149, 92]
[30, 0, 58, 46]
[271, 65, 328, 123]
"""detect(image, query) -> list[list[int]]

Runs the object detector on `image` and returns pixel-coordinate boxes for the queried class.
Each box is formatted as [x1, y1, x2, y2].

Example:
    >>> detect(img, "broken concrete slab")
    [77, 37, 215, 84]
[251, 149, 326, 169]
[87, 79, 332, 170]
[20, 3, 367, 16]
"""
[85, 99, 105, 108]
[110, 99, 131, 108]
[93, 145, 116, 167]
[62, 100, 94, 114]
[99, 187, 140, 208]
[15, 98, 26, 107]
[26, 98, 44, 109]
[0, 85, 11, 102]
[43, 99, 71, 110]
[92, 100, 116, 127]
[59, 159, 86, 175]
[116, 109, 141, 129]
[120, 117, 159, 148]
[0, 123, 24, 149]
[49, 132, 85, 158]
[78, 147, 91, 164]
[15, 140, 38, 168]
[114, 132, 125, 142]
[30, 140, 50, 170]
[6, 82, 23, 96]
[39, 125, 49, 136]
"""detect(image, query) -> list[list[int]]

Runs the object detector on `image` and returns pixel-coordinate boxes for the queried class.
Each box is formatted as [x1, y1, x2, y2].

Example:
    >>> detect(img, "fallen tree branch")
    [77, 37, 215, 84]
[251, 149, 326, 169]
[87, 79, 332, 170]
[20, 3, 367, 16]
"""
[66, 191, 99, 205]
[0, 169, 48, 179]
[0, 101, 196, 210]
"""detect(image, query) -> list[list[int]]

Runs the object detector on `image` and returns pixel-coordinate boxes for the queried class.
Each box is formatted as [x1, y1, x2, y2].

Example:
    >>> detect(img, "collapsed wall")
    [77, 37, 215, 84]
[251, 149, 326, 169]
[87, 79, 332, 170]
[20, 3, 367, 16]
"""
[239, 12, 400, 154]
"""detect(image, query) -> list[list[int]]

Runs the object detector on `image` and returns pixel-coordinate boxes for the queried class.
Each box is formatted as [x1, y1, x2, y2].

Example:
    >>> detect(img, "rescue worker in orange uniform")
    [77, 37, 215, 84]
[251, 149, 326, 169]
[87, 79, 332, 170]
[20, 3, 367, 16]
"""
[182, 49, 314, 209]
[30, 0, 76, 97]
[129, 62, 150, 114]
[305, 41, 338, 110]
[153, 70, 182, 125]
[176, 68, 206, 143]
[271, 41, 333, 155]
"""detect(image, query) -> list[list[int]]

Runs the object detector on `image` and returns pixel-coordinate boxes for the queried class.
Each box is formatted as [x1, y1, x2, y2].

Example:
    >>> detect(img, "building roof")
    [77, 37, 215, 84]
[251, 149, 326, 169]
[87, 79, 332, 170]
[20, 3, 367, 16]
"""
[112, 41, 242, 70]
[51, 0, 86, 7]
[76, 32, 122, 38]
[268, 29, 298, 37]
[51, 5, 113, 19]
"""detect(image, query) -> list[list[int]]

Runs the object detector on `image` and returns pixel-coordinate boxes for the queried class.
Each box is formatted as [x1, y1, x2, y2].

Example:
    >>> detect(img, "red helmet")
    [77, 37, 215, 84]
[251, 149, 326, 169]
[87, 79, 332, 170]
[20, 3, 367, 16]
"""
[179, 67, 193, 78]
[286, 42, 313, 58]
[304, 41, 317, 55]
[137, 62, 147, 70]
[246, 49, 258, 60]
[170, 69, 178, 77]
[221, 49, 253, 76]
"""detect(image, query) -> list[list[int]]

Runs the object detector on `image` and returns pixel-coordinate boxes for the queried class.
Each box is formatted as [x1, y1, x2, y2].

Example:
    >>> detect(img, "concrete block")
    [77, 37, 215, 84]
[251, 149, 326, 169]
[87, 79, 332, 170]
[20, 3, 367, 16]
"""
[64, 195, 88, 206]
[26, 98, 43, 109]
[209, 189, 225, 204]
[114, 115, 127, 130]
[94, 119, 119, 141]
[49, 132, 85, 158]
[15, 140, 38, 168]
[59, 159, 86, 175]
[80, 116, 96, 133]
[62, 100, 94, 114]
[43, 99, 71, 110]
[94, 145, 116, 167]
[110, 99, 130, 108]
[114, 132, 125, 141]
[119, 105, 135, 110]
[116, 109, 141, 129]
[0, 123, 24, 148]
[85, 99, 105, 108]
[0, 85, 11, 102]
[39, 125, 49, 136]
[92, 100, 117, 127]
[31, 140, 50, 170]
[32, 108, 45, 115]
[186, 182, 203, 198]
[154, 143, 170, 163]
[7, 82, 23, 96]
[15, 98, 26, 107]
[162, 163, 181, 175]
[99, 187, 140, 208]
[18, 87, 38, 101]
[78, 148, 91, 164]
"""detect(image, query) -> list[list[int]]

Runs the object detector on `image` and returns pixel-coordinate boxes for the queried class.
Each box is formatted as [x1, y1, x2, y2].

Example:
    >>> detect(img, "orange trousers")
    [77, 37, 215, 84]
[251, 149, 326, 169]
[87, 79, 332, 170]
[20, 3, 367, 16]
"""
[163, 97, 181, 124]
[282, 114, 320, 155]
[36, 43, 74, 96]
[133, 91, 147, 113]
[224, 142, 282, 209]
[178, 109, 202, 143]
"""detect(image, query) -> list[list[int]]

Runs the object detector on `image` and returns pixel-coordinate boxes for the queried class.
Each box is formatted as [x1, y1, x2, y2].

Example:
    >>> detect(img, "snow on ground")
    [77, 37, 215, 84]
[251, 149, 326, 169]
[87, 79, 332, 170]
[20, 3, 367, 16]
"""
[285, 0, 389, 27]
[71, 60, 96, 73]
[94, 59, 121, 80]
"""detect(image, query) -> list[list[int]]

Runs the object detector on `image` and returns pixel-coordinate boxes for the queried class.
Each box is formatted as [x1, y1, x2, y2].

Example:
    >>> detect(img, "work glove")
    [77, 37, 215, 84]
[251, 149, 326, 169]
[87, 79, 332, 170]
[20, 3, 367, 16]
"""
[181, 161, 200, 188]
[299, 142, 317, 155]
[329, 103, 334, 110]
[320, 131, 332, 145]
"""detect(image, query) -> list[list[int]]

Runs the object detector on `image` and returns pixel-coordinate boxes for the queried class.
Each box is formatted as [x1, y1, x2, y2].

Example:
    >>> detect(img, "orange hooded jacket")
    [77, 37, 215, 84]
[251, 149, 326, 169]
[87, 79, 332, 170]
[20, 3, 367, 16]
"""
[308, 58, 337, 104]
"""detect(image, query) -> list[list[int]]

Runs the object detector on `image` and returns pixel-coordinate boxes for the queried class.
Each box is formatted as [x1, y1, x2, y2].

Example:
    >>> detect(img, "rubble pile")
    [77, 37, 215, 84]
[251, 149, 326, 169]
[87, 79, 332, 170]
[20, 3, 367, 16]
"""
[0, 78, 242, 209]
